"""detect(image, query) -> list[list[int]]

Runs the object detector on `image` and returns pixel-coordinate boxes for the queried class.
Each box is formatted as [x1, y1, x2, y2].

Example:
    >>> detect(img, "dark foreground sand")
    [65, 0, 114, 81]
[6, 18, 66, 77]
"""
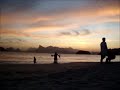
[0, 62, 120, 90]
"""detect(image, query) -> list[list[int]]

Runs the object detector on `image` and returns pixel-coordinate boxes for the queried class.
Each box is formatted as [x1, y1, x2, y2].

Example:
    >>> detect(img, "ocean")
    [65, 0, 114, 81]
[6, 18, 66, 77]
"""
[0, 52, 120, 64]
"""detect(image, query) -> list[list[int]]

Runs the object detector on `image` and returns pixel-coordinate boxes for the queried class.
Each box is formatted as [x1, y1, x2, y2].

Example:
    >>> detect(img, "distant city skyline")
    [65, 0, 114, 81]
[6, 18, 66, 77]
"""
[0, 0, 120, 52]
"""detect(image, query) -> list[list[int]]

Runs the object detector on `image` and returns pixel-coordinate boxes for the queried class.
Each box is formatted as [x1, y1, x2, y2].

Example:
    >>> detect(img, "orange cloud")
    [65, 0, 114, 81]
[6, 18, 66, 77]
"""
[1, 2, 119, 25]
[1, 5, 119, 39]
[1, 14, 52, 25]
[30, 6, 120, 32]
[0, 29, 30, 37]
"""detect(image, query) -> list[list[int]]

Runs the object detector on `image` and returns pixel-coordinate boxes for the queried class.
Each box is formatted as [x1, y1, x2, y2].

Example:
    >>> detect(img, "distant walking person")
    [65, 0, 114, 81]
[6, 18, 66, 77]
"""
[34, 56, 36, 64]
[51, 52, 60, 64]
[100, 37, 108, 63]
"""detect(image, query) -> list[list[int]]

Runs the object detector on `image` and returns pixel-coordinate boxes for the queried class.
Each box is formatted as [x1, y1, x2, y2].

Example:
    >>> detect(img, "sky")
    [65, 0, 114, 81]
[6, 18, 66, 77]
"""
[0, 0, 120, 52]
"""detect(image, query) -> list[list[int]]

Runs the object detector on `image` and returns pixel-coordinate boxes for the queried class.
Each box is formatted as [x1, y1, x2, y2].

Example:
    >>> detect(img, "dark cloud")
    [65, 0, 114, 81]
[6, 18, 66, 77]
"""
[60, 32, 71, 36]
[0, 0, 39, 13]
[72, 30, 80, 36]
[60, 29, 91, 36]
[1, 0, 119, 14]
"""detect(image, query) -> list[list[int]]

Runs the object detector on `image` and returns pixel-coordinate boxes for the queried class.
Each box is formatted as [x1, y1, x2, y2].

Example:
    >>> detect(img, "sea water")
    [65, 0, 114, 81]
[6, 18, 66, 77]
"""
[0, 52, 119, 64]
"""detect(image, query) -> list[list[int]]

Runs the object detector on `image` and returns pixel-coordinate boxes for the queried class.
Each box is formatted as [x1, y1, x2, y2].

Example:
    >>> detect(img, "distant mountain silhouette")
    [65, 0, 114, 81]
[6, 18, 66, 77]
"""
[34, 45, 79, 54]
[0, 47, 6, 51]
[1, 46, 120, 55]
[27, 47, 36, 52]
[0, 47, 21, 52]
[76, 50, 91, 54]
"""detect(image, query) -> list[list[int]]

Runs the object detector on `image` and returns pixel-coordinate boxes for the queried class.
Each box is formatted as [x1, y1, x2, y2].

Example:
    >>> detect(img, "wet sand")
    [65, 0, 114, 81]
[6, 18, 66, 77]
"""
[0, 62, 120, 90]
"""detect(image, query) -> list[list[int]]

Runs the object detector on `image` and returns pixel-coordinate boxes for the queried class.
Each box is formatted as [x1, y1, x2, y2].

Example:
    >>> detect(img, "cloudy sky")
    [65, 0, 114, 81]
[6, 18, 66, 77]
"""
[0, 0, 120, 51]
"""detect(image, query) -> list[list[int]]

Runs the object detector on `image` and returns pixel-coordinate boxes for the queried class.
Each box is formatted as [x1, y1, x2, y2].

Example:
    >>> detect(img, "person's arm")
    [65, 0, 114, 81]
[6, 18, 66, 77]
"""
[51, 55, 54, 57]
[58, 54, 60, 58]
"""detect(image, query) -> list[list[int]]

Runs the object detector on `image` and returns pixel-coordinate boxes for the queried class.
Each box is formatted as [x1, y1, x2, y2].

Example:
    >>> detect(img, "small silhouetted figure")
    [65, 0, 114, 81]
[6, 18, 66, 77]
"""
[106, 49, 116, 63]
[100, 37, 108, 63]
[34, 56, 36, 64]
[51, 52, 60, 64]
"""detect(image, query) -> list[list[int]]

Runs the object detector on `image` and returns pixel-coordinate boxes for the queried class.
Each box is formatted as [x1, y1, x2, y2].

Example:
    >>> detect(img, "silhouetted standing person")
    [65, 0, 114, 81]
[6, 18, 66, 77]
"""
[100, 37, 108, 63]
[51, 52, 60, 64]
[34, 56, 36, 64]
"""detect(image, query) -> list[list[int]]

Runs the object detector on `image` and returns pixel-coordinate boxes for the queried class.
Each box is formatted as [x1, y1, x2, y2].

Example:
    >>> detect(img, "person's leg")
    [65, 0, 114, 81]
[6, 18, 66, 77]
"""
[54, 59, 57, 64]
[106, 57, 109, 63]
[100, 55, 105, 63]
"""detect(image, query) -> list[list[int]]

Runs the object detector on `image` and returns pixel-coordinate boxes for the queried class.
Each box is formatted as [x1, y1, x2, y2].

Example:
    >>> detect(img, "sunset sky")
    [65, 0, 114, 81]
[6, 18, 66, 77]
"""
[0, 0, 120, 52]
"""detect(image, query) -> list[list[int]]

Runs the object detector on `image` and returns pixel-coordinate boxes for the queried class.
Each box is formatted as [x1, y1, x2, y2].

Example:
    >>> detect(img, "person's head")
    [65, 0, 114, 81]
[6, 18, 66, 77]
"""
[55, 52, 57, 54]
[102, 37, 106, 42]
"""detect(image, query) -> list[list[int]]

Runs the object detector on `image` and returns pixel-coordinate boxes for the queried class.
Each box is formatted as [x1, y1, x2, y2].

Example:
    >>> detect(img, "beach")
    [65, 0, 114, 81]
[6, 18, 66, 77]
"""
[0, 62, 120, 90]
